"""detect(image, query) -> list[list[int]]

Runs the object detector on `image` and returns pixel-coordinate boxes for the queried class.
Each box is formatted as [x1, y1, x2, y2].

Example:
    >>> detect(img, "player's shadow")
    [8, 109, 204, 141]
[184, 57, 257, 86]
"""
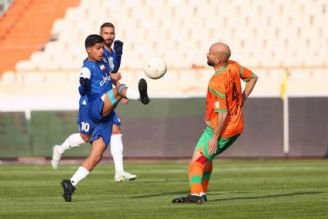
[139, 179, 186, 185]
[131, 191, 188, 199]
[131, 190, 323, 200]
[210, 191, 323, 202]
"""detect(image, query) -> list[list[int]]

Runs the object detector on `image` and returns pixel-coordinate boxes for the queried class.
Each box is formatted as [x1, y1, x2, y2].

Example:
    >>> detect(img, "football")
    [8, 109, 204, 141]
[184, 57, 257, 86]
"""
[143, 56, 167, 79]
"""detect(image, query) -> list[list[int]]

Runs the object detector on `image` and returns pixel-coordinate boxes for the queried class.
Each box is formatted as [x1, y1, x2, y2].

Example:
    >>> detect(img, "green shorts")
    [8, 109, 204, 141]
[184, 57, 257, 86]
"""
[194, 127, 240, 160]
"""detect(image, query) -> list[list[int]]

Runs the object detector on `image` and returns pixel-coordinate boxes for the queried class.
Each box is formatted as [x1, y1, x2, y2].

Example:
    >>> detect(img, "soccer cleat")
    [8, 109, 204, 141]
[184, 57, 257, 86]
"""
[172, 195, 203, 204]
[201, 194, 208, 202]
[138, 78, 150, 105]
[115, 171, 137, 182]
[61, 179, 75, 202]
[51, 145, 62, 170]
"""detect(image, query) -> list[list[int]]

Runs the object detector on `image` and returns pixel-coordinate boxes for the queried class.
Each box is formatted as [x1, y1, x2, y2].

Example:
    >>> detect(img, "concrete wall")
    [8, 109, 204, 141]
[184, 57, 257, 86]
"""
[0, 97, 327, 158]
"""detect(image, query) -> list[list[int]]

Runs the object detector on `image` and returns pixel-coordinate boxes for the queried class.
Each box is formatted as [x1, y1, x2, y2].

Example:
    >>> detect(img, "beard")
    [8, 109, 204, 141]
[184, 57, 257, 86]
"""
[207, 59, 214, 66]
[104, 39, 113, 48]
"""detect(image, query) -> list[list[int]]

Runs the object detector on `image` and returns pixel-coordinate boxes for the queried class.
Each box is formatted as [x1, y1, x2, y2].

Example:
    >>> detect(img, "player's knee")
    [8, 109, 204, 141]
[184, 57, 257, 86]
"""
[91, 153, 103, 164]
[112, 124, 121, 134]
[195, 155, 209, 164]
[80, 133, 90, 142]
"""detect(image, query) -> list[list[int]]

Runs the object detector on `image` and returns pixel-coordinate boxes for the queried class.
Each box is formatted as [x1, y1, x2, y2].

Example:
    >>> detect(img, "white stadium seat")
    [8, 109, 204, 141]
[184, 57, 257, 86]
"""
[2, 0, 327, 97]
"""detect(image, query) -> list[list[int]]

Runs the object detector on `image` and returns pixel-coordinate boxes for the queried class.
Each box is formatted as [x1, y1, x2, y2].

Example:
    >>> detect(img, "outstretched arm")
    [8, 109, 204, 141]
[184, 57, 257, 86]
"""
[112, 40, 123, 73]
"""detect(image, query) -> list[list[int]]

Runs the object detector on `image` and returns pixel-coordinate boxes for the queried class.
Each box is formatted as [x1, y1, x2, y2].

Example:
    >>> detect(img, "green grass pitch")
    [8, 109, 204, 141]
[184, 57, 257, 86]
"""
[0, 160, 327, 219]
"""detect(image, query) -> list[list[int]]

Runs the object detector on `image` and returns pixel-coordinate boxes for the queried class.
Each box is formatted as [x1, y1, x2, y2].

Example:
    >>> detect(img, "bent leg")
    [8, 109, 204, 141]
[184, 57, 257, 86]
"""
[80, 133, 90, 142]
[102, 86, 124, 117]
[52, 133, 86, 170]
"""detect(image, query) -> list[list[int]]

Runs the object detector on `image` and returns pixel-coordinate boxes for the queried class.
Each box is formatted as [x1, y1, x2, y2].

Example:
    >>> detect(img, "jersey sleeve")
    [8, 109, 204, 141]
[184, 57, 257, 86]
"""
[209, 76, 228, 113]
[112, 53, 121, 73]
[238, 63, 257, 82]
[79, 67, 92, 95]
[80, 67, 91, 79]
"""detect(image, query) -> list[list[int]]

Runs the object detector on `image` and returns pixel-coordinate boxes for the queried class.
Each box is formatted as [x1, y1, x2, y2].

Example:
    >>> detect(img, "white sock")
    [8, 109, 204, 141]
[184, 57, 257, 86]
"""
[191, 193, 201, 197]
[125, 88, 139, 100]
[70, 166, 90, 187]
[110, 134, 124, 175]
[58, 133, 85, 154]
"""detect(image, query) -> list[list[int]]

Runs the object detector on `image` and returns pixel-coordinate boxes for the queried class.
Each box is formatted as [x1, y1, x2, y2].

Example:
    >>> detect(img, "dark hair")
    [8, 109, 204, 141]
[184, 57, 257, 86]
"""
[100, 22, 115, 30]
[85, 34, 104, 49]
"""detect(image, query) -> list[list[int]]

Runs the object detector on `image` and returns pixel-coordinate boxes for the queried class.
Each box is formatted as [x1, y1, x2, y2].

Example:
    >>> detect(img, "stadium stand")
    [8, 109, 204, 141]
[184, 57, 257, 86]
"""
[0, 0, 327, 159]
[0, 0, 327, 109]
[0, 0, 79, 75]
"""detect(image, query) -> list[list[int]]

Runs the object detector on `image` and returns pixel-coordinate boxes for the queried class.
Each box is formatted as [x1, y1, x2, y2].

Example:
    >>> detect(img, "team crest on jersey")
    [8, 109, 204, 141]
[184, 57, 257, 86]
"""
[214, 101, 220, 109]
[100, 64, 106, 72]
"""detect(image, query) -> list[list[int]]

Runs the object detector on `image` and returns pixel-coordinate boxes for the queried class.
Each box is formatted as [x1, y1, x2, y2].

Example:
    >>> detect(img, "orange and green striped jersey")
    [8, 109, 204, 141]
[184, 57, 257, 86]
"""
[205, 60, 256, 138]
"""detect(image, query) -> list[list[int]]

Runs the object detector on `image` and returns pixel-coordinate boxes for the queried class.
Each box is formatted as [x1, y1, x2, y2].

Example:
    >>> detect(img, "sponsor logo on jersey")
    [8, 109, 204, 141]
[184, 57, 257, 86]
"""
[100, 75, 111, 86]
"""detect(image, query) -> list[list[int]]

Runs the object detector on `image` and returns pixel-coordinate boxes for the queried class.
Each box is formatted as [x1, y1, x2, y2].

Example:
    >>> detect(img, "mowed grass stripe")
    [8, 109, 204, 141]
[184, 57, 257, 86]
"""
[0, 160, 327, 219]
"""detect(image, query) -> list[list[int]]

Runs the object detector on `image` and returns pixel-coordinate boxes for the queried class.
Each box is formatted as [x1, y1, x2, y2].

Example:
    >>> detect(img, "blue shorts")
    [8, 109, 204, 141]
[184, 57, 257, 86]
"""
[88, 96, 122, 125]
[77, 100, 95, 136]
[89, 116, 114, 146]
[113, 113, 121, 126]
[77, 97, 121, 144]
[88, 97, 106, 123]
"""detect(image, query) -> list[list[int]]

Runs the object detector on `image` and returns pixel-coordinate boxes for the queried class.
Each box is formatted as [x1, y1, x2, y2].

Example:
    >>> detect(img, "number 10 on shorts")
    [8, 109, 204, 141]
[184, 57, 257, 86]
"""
[81, 122, 90, 132]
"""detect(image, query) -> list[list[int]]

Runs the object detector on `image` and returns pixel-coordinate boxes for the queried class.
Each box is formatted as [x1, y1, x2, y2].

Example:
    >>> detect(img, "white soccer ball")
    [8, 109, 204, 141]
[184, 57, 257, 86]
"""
[143, 56, 167, 79]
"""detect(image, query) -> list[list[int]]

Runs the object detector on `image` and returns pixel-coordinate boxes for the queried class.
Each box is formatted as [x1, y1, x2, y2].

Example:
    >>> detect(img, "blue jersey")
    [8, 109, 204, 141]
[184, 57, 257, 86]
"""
[78, 48, 117, 97]
[79, 58, 112, 101]
[103, 47, 118, 73]
[77, 48, 122, 143]
[77, 95, 120, 145]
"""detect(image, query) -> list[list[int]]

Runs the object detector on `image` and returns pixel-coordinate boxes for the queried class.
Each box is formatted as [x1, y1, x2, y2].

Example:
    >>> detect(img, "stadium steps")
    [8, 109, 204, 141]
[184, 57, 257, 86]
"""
[0, 0, 327, 99]
[0, 0, 79, 75]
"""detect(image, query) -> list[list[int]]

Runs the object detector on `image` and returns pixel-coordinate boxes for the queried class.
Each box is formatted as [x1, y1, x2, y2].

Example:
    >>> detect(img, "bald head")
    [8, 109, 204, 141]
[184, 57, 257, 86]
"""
[211, 42, 231, 62]
[207, 42, 231, 68]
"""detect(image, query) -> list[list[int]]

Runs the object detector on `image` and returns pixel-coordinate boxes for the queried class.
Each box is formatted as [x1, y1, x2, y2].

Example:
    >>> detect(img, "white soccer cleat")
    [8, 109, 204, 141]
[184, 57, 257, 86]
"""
[115, 171, 137, 182]
[51, 145, 62, 170]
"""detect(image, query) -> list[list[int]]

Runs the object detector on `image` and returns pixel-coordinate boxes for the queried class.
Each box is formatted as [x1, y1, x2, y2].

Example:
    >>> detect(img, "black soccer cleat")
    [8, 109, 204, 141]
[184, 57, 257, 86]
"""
[172, 195, 203, 204]
[201, 194, 208, 202]
[61, 179, 75, 202]
[138, 78, 150, 105]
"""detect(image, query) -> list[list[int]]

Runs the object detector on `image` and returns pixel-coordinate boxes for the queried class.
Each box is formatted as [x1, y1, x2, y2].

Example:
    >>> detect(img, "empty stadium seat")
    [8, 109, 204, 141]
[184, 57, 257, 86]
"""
[0, 0, 327, 98]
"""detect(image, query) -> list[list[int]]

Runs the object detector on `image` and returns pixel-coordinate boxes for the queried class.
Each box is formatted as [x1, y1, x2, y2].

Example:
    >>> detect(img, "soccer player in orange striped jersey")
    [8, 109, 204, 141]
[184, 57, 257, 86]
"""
[172, 42, 258, 204]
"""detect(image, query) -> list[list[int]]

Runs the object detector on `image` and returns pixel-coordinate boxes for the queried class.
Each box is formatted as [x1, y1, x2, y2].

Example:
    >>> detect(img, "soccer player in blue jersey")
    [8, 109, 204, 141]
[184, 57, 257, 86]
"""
[61, 34, 149, 202]
[51, 23, 136, 182]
